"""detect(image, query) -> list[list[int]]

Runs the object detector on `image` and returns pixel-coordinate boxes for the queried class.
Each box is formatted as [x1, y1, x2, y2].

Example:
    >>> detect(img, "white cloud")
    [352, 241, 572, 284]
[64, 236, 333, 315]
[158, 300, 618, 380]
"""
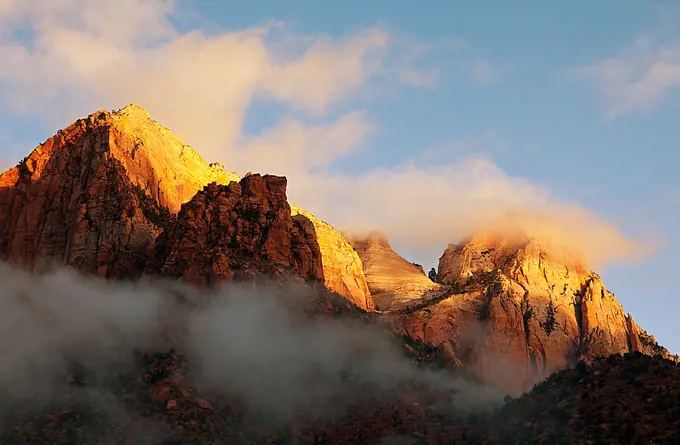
[0, 0, 646, 269]
[576, 37, 680, 117]
[287, 158, 648, 269]
[236, 111, 372, 176]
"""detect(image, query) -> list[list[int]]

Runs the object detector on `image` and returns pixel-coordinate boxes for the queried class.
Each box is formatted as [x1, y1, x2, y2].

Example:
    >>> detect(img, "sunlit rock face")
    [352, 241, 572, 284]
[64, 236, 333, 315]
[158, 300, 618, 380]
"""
[392, 232, 677, 395]
[291, 206, 374, 311]
[0, 104, 373, 310]
[346, 231, 439, 311]
[0, 104, 238, 278]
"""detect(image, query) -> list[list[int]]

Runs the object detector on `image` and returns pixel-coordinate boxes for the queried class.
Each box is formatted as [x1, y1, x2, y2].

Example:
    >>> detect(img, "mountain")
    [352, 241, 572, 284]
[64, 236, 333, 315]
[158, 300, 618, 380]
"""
[1, 104, 678, 444]
[0, 104, 372, 310]
[0, 105, 238, 279]
[147, 175, 324, 284]
[390, 232, 677, 395]
[347, 231, 441, 311]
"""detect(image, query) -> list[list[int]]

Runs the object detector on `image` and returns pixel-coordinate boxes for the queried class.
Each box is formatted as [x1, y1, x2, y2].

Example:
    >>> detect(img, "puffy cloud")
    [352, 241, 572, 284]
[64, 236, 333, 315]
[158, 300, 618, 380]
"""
[287, 158, 650, 269]
[235, 111, 372, 176]
[0, 0, 648, 270]
[0, 0, 396, 159]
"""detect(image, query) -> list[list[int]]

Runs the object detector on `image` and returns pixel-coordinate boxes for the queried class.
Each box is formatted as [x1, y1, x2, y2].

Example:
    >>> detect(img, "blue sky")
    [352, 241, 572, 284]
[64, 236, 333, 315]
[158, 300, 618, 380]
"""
[0, 1, 678, 352]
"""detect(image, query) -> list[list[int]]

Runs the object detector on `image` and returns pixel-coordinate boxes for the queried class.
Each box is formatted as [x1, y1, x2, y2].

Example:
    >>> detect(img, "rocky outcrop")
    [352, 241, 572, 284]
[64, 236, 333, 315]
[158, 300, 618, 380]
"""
[393, 233, 677, 395]
[148, 175, 324, 285]
[0, 104, 374, 310]
[147, 178, 375, 312]
[291, 206, 373, 311]
[348, 232, 440, 311]
[0, 105, 239, 279]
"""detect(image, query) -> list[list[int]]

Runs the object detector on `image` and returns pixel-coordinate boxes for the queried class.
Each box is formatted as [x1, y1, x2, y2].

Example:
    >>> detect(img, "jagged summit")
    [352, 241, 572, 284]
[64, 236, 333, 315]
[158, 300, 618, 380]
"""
[0, 107, 241, 277]
[2, 104, 240, 213]
[0, 105, 373, 309]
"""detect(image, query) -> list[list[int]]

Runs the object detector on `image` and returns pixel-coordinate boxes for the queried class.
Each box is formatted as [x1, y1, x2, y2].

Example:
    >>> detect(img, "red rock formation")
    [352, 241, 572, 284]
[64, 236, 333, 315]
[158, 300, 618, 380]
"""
[0, 105, 238, 279]
[0, 105, 373, 310]
[148, 175, 324, 285]
[392, 233, 677, 395]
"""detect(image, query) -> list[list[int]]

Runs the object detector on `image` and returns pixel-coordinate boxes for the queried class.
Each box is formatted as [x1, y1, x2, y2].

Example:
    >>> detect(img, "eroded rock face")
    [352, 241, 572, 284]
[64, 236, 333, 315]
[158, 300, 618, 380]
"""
[148, 175, 325, 285]
[0, 105, 239, 279]
[348, 232, 439, 311]
[394, 233, 677, 395]
[291, 206, 373, 311]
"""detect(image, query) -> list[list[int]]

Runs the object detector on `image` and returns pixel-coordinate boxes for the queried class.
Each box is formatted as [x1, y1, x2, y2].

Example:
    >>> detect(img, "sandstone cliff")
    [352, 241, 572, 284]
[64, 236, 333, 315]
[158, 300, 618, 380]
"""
[0, 105, 237, 278]
[347, 231, 440, 311]
[148, 175, 324, 285]
[0, 105, 373, 310]
[393, 232, 676, 395]
[291, 206, 373, 311]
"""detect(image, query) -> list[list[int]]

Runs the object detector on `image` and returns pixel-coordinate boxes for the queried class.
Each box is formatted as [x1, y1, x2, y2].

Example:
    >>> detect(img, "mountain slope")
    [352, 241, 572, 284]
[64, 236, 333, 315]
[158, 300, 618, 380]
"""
[470, 352, 680, 444]
[147, 175, 325, 285]
[392, 232, 677, 395]
[347, 231, 441, 311]
[0, 105, 373, 308]
[292, 206, 374, 311]
[0, 105, 238, 278]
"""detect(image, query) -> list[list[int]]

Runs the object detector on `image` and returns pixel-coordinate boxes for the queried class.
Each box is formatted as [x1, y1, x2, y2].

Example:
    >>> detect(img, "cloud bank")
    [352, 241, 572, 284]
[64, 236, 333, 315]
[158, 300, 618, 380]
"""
[0, 264, 503, 430]
[0, 0, 649, 268]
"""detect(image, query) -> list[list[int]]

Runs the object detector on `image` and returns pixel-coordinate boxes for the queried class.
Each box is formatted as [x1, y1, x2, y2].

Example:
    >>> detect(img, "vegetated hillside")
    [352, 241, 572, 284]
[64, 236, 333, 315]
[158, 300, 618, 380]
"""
[468, 352, 680, 444]
[315, 352, 680, 444]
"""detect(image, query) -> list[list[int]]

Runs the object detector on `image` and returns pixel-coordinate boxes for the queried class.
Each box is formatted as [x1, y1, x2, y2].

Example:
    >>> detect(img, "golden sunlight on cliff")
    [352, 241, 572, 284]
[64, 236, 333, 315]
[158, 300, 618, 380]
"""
[290, 205, 373, 311]
[108, 104, 241, 213]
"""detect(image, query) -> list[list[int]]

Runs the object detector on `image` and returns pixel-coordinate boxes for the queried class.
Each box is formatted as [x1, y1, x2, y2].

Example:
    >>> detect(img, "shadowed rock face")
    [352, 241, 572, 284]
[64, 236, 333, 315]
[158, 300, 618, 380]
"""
[392, 233, 677, 395]
[148, 175, 325, 285]
[347, 232, 439, 311]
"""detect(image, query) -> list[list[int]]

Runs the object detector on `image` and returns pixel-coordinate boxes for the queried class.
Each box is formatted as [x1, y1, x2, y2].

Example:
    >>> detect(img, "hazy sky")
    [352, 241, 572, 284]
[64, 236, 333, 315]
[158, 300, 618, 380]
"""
[0, 1, 678, 352]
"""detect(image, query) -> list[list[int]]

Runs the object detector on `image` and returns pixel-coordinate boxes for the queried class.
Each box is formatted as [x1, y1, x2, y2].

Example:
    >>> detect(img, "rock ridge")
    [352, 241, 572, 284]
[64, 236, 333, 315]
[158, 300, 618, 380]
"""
[0, 105, 373, 310]
[393, 234, 677, 395]
[148, 175, 324, 285]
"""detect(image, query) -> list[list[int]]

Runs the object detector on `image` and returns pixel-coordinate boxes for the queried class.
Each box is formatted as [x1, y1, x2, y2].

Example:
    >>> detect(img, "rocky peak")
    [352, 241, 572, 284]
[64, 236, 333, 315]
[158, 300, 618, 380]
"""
[393, 231, 676, 395]
[0, 105, 373, 310]
[438, 232, 590, 289]
[347, 231, 440, 311]
[106, 104, 240, 213]
[148, 175, 325, 285]
[0, 105, 240, 278]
